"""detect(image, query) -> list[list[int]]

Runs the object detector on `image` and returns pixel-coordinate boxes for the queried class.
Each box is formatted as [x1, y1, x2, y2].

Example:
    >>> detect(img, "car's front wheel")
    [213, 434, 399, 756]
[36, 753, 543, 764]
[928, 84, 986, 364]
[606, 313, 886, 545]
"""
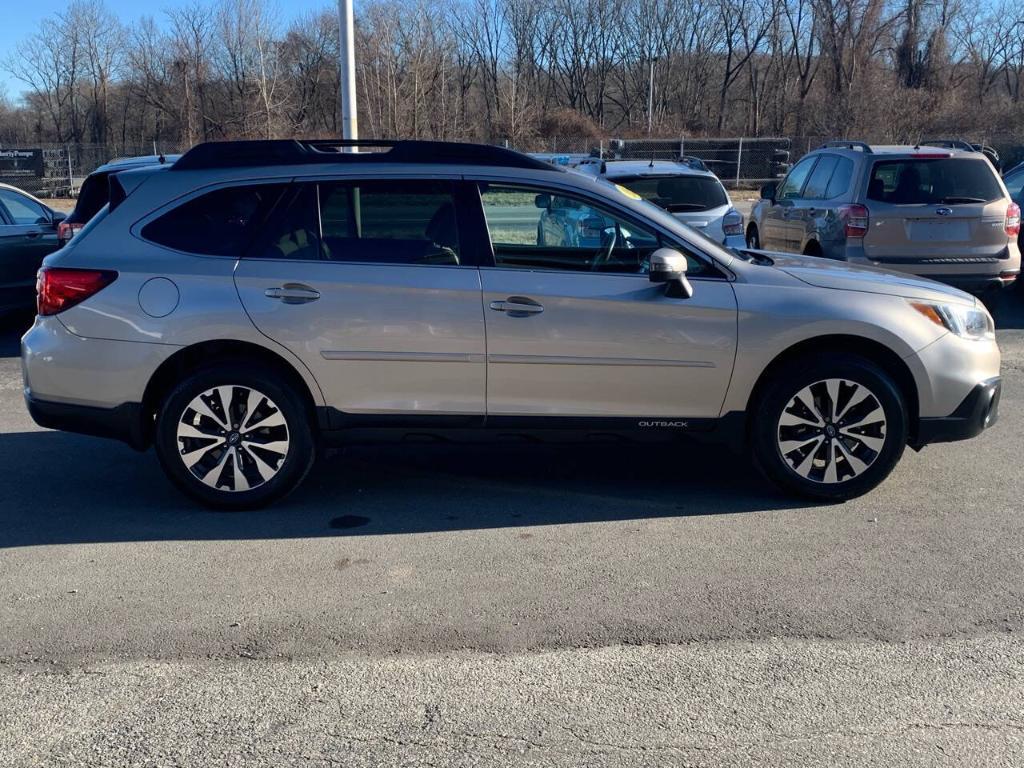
[751, 354, 908, 500]
[154, 363, 315, 510]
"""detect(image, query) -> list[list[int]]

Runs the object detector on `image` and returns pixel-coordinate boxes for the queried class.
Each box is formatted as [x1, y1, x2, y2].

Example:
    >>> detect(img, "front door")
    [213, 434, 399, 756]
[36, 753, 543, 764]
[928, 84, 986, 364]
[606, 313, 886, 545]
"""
[476, 182, 738, 420]
[762, 155, 817, 252]
[233, 178, 486, 421]
[0, 189, 58, 311]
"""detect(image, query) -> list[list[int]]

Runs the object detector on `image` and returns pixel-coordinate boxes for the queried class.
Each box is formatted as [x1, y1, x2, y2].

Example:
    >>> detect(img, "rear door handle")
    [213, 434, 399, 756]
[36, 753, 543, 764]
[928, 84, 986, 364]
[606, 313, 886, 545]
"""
[489, 296, 544, 317]
[264, 283, 321, 304]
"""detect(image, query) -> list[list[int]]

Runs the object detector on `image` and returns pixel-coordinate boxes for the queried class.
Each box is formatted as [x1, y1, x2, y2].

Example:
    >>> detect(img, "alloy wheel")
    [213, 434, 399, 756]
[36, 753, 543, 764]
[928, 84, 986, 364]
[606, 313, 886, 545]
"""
[776, 378, 887, 485]
[176, 385, 290, 492]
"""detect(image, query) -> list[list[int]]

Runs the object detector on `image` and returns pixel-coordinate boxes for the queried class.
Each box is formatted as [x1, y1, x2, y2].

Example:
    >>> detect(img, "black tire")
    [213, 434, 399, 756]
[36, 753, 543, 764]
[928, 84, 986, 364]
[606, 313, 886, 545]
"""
[803, 241, 823, 258]
[751, 353, 908, 501]
[154, 363, 315, 510]
[746, 225, 760, 249]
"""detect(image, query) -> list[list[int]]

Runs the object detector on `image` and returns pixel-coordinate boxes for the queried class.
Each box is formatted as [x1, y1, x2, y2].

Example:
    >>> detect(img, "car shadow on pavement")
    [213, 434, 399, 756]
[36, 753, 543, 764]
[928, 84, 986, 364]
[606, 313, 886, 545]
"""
[0, 430, 817, 548]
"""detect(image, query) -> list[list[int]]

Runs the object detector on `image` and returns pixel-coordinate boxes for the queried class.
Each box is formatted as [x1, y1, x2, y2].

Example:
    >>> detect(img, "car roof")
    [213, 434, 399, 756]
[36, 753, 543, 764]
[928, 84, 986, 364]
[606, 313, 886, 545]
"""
[91, 154, 181, 175]
[582, 159, 716, 179]
[813, 144, 984, 159]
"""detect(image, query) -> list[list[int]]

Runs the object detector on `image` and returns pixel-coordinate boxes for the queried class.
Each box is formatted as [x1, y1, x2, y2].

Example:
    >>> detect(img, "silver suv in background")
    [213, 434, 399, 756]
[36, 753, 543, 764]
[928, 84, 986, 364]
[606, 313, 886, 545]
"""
[22, 140, 1002, 509]
[576, 159, 745, 248]
[748, 142, 1021, 293]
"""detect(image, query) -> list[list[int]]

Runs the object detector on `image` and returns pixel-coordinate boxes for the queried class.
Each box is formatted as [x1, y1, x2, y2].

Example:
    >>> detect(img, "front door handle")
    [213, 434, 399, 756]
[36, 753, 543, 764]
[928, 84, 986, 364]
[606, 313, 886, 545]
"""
[264, 283, 321, 304]
[489, 296, 544, 317]
[25, 231, 42, 239]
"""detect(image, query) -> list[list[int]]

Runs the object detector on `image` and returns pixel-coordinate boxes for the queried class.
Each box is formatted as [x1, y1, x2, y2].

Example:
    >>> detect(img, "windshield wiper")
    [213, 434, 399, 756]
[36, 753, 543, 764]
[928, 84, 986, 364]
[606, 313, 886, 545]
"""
[938, 196, 987, 204]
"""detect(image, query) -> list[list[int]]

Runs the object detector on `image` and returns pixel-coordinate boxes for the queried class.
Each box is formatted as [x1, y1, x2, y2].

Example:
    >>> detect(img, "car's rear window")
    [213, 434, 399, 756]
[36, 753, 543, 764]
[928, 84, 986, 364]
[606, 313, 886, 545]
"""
[142, 184, 286, 256]
[69, 172, 111, 223]
[612, 175, 728, 212]
[867, 158, 1003, 205]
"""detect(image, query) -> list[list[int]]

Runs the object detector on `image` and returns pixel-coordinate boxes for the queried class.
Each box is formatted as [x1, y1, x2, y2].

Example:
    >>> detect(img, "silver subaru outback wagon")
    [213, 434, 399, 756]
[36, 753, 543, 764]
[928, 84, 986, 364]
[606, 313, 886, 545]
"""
[22, 140, 1001, 509]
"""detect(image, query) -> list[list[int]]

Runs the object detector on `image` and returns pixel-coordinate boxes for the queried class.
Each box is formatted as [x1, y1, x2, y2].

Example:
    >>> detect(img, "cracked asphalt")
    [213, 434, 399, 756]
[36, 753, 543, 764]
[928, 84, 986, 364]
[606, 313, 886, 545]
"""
[1, 295, 1023, 767]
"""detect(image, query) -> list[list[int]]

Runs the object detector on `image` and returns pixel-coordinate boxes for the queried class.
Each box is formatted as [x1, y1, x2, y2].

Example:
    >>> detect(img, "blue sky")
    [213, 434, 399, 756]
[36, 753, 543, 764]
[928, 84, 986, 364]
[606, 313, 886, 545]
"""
[1, 0, 335, 100]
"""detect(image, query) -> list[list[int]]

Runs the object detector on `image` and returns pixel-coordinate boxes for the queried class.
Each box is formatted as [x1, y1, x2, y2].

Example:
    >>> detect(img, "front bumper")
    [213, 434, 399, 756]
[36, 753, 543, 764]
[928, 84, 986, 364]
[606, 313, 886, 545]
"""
[913, 377, 1001, 446]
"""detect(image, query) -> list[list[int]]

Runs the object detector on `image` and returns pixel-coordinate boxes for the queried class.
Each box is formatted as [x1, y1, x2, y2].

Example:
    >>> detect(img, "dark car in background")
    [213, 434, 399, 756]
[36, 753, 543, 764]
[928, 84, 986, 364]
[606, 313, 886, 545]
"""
[0, 182, 65, 316]
[58, 154, 179, 246]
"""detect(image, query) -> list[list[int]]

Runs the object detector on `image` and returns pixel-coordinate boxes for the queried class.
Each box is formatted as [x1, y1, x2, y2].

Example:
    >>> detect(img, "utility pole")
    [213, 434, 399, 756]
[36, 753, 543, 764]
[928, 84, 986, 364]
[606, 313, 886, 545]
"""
[647, 57, 657, 136]
[338, 0, 358, 148]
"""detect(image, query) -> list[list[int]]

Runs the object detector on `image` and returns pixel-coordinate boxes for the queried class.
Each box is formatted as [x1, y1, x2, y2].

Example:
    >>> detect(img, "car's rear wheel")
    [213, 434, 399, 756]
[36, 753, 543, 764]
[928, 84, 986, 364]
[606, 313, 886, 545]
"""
[746, 225, 760, 249]
[154, 363, 315, 510]
[751, 354, 908, 501]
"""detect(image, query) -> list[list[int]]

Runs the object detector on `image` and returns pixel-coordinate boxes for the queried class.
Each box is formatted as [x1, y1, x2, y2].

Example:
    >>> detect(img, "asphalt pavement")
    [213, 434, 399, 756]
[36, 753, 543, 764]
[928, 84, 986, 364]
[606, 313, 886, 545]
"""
[1, 292, 1023, 766]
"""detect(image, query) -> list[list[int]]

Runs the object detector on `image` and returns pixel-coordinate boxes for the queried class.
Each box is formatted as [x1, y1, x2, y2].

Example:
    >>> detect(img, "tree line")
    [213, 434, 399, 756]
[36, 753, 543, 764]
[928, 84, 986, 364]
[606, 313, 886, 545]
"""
[1, 0, 1023, 152]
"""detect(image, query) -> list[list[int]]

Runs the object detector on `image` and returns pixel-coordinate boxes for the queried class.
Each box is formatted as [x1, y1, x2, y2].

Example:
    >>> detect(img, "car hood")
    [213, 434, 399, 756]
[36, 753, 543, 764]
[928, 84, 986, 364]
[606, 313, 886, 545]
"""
[752, 250, 976, 305]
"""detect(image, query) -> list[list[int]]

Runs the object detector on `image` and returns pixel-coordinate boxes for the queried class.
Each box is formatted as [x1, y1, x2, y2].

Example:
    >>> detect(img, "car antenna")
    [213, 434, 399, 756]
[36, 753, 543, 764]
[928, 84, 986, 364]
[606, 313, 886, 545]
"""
[158, 153, 166, 164]
[649, 154, 655, 168]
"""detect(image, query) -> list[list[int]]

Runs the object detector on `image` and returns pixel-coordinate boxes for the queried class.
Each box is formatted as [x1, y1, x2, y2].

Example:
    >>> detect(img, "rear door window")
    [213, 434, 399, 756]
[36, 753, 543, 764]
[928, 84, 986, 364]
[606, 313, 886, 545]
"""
[801, 155, 839, 199]
[867, 158, 1003, 204]
[612, 175, 728, 212]
[824, 158, 854, 198]
[142, 184, 286, 256]
[251, 179, 462, 265]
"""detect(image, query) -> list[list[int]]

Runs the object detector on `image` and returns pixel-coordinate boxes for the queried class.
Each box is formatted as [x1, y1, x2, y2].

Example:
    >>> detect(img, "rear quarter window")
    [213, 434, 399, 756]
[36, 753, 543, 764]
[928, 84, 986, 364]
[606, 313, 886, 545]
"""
[141, 184, 286, 256]
[866, 158, 1003, 204]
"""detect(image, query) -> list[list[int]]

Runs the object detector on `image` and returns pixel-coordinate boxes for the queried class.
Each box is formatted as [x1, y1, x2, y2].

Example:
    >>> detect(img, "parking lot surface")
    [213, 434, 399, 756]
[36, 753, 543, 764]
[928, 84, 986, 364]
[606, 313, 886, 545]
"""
[1, 295, 1023, 766]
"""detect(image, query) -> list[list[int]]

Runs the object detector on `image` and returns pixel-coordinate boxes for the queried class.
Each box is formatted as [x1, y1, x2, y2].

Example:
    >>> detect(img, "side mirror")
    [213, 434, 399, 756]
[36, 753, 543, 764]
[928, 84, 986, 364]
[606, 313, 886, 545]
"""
[48, 210, 67, 226]
[760, 182, 777, 203]
[649, 247, 693, 299]
[534, 193, 551, 209]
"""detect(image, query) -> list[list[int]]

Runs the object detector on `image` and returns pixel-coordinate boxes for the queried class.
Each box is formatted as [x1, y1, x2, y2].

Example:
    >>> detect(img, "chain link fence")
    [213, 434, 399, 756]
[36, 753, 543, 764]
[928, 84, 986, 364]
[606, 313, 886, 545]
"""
[503, 136, 792, 188]
[15, 133, 1024, 198]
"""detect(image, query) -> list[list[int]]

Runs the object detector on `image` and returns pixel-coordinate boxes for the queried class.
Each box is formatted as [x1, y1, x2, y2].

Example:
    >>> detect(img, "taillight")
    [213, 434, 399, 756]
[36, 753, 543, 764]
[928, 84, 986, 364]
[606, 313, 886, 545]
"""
[839, 204, 869, 238]
[722, 208, 744, 236]
[1004, 202, 1020, 237]
[36, 267, 117, 316]
[57, 220, 84, 243]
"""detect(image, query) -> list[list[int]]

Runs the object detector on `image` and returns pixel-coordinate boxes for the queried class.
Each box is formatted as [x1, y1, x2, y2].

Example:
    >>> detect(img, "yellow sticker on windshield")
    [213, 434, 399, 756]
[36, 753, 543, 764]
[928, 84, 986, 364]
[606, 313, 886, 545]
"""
[614, 183, 642, 200]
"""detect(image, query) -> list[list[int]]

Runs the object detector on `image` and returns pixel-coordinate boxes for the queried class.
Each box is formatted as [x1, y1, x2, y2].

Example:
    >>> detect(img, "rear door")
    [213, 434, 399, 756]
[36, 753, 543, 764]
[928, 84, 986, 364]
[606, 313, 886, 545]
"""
[863, 157, 1009, 264]
[0, 188, 58, 311]
[475, 180, 737, 420]
[233, 176, 487, 421]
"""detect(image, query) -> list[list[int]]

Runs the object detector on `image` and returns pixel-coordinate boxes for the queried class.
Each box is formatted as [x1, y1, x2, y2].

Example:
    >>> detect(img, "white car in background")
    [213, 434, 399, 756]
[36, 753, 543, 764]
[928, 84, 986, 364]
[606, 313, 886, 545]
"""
[576, 158, 746, 248]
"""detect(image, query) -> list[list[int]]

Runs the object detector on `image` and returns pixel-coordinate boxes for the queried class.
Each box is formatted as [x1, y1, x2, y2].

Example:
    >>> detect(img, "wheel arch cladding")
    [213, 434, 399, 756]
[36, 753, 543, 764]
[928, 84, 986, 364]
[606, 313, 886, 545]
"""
[745, 335, 920, 442]
[141, 340, 320, 446]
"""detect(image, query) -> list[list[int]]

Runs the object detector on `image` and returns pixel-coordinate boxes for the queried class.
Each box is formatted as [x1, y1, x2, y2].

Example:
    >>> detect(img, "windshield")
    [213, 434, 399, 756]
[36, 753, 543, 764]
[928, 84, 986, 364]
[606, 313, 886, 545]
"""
[69, 172, 111, 223]
[601, 182, 737, 266]
[613, 174, 728, 213]
[867, 158, 1003, 204]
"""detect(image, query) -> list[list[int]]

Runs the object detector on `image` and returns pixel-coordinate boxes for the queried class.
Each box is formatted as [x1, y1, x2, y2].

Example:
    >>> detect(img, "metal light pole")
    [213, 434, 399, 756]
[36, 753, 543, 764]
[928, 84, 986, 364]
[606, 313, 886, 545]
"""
[338, 0, 358, 147]
[647, 57, 657, 136]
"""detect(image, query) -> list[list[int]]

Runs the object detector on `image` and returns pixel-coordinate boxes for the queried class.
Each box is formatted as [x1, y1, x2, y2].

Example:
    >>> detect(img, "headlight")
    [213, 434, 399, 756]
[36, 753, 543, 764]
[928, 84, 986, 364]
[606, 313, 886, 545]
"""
[911, 301, 995, 340]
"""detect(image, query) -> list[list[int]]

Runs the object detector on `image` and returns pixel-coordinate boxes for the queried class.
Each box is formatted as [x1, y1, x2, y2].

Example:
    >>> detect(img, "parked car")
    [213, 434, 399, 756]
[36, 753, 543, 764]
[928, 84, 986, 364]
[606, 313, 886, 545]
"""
[576, 158, 746, 248]
[747, 141, 1021, 294]
[0, 182, 65, 316]
[1002, 162, 1024, 254]
[23, 139, 1001, 509]
[58, 154, 179, 246]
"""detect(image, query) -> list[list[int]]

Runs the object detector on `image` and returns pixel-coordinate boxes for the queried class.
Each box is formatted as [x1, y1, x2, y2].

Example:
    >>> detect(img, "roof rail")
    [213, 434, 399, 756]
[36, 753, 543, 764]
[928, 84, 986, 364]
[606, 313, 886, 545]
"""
[920, 139, 977, 152]
[172, 139, 558, 172]
[678, 156, 708, 171]
[820, 140, 873, 153]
